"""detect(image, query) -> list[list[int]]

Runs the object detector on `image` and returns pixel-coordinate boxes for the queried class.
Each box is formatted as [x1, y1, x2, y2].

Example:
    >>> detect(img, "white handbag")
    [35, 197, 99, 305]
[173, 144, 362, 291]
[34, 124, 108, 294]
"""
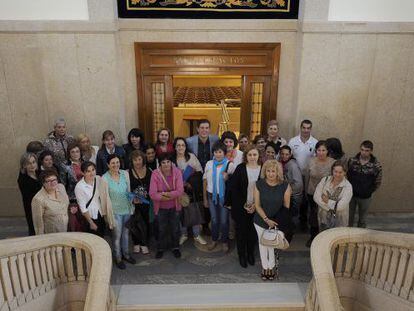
[260, 228, 290, 250]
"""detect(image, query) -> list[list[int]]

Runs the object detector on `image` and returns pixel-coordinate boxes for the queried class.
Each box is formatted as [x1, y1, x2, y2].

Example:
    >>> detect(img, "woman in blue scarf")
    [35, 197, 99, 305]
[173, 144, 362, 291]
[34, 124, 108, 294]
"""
[203, 141, 234, 252]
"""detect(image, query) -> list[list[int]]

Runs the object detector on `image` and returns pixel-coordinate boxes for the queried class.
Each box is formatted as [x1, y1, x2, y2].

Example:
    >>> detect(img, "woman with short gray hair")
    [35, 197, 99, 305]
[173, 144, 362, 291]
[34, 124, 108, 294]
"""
[44, 117, 74, 166]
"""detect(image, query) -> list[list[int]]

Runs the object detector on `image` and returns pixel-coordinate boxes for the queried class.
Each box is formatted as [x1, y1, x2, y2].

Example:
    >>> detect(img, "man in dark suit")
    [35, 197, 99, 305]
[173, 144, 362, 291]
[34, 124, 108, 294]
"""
[186, 119, 219, 236]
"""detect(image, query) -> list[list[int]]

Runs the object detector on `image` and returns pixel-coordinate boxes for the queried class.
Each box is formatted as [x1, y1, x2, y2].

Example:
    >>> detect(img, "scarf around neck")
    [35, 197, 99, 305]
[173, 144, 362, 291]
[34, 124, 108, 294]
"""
[212, 157, 229, 205]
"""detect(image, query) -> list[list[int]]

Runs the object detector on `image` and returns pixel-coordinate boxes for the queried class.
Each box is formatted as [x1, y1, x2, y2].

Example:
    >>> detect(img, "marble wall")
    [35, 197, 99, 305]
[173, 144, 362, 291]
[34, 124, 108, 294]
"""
[296, 28, 414, 212]
[0, 16, 413, 215]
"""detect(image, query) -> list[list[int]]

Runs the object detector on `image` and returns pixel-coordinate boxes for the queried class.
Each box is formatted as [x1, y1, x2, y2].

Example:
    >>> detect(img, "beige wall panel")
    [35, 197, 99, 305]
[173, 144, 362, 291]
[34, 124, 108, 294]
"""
[332, 34, 377, 152]
[75, 33, 123, 145]
[37, 34, 85, 136]
[0, 34, 49, 148]
[276, 32, 298, 139]
[0, 34, 49, 205]
[0, 52, 14, 152]
[363, 34, 414, 212]
[0, 56, 18, 190]
[120, 44, 138, 133]
[296, 33, 341, 138]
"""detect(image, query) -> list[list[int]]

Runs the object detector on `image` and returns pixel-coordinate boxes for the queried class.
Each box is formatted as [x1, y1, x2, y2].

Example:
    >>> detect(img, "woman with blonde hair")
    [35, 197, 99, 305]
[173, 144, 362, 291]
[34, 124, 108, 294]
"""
[254, 160, 293, 281]
[77, 133, 99, 164]
[18, 152, 42, 235]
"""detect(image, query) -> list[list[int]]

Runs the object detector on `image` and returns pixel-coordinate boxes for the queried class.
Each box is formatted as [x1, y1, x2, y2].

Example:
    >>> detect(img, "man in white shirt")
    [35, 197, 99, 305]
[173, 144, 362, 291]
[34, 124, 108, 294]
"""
[288, 120, 318, 232]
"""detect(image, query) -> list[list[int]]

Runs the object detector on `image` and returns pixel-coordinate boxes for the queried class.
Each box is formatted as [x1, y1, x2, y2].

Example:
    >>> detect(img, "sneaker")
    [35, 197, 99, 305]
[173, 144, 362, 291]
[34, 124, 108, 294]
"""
[172, 249, 181, 258]
[208, 241, 217, 251]
[179, 234, 188, 245]
[123, 256, 136, 265]
[141, 246, 149, 255]
[133, 245, 141, 253]
[222, 243, 229, 253]
[194, 235, 207, 245]
[155, 251, 163, 259]
[115, 260, 126, 270]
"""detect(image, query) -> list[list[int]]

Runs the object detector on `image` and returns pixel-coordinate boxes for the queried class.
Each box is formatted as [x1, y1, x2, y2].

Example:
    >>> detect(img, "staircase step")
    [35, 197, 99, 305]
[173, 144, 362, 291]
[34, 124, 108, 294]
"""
[115, 282, 307, 310]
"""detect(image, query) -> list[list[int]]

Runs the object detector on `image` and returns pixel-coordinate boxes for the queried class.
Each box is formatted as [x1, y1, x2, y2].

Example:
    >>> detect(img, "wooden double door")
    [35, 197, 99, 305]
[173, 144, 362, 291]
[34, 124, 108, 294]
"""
[135, 43, 281, 140]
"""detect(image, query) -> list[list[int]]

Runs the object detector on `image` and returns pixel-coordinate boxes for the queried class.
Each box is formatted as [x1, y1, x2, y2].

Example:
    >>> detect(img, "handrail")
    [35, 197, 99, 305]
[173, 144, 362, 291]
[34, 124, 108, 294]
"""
[0, 232, 114, 311]
[307, 228, 414, 311]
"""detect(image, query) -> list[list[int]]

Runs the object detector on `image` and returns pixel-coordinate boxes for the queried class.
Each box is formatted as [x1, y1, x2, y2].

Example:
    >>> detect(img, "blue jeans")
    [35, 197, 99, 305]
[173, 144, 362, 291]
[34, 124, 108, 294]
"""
[180, 222, 201, 237]
[208, 193, 229, 242]
[113, 214, 131, 261]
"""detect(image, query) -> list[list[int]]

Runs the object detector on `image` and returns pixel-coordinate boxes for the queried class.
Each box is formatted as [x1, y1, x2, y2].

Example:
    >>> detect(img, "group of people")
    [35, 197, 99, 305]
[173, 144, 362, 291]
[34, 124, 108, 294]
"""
[17, 117, 382, 280]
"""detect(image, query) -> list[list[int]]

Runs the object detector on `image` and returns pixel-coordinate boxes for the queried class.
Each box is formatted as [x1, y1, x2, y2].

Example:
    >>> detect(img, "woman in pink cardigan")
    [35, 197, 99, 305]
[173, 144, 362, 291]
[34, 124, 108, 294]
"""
[149, 153, 184, 259]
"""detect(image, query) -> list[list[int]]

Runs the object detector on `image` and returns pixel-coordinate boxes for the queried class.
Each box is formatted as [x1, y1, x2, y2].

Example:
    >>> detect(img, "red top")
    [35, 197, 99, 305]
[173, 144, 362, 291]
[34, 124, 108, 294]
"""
[155, 143, 174, 158]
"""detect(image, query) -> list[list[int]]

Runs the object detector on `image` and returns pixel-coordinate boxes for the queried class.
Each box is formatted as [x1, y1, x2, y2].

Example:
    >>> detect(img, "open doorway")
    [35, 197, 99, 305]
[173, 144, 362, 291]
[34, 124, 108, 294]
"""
[172, 75, 242, 138]
[134, 43, 280, 141]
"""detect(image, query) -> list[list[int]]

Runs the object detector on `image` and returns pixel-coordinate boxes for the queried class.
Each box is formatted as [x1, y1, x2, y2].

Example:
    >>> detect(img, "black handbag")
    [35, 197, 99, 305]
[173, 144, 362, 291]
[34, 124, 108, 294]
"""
[182, 201, 205, 227]
[125, 210, 148, 245]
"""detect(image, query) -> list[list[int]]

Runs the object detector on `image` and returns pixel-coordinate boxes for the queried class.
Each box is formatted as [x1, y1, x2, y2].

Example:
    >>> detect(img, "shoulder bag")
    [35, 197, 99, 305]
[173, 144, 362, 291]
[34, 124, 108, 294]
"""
[159, 170, 190, 207]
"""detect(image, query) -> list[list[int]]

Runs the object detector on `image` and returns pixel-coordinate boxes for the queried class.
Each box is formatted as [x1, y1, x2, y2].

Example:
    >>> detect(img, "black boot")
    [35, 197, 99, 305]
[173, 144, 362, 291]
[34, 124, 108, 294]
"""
[239, 255, 248, 268]
[247, 253, 255, 266]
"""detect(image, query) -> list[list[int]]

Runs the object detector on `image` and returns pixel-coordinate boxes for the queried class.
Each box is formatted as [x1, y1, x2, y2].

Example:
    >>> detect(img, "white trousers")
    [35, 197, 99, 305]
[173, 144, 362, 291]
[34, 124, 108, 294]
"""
[254, 223, 275, 269]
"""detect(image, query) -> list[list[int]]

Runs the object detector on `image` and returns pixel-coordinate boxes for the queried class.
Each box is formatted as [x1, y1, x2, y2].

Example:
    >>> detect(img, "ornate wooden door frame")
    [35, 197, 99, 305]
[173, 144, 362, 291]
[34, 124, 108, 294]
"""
[134, 43, 281, 139]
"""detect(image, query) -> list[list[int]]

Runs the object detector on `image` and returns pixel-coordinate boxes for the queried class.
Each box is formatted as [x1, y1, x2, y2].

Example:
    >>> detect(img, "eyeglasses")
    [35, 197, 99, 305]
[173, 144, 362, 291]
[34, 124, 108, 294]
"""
[44, 178, 58, 184]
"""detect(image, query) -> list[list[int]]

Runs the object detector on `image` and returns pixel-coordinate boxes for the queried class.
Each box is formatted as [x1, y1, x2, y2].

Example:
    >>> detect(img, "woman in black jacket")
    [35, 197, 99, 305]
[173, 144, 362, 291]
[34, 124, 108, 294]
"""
[18, 152, 42, 236]
[229, 145, 261, 268]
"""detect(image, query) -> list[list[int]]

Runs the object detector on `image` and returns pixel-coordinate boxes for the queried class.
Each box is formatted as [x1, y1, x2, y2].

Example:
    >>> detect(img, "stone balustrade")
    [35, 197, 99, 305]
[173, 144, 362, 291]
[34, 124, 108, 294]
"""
[305, 228, 414, 311]
[0, 233, 115, 311]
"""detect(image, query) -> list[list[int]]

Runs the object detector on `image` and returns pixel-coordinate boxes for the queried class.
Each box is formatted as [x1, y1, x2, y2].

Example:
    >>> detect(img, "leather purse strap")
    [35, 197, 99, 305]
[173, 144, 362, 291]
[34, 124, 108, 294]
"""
[85, 178, 96, 209]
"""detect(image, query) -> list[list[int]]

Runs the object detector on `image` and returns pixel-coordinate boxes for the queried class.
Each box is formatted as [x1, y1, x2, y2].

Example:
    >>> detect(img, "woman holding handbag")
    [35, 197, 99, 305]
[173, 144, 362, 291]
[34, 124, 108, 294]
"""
[173, 137, 207, 246]
[75, 161, 115, 237]
[254, 160, 292, 281]
[229, 145, 261, 268]
[305, 140, 335, 246]
[149, 153, 184, 259]
[313, 161, 353, 231]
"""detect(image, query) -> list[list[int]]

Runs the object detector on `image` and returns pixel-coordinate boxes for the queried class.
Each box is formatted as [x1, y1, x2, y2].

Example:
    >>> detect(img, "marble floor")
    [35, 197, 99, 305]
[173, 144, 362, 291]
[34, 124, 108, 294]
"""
[1, 213, 413, 285]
